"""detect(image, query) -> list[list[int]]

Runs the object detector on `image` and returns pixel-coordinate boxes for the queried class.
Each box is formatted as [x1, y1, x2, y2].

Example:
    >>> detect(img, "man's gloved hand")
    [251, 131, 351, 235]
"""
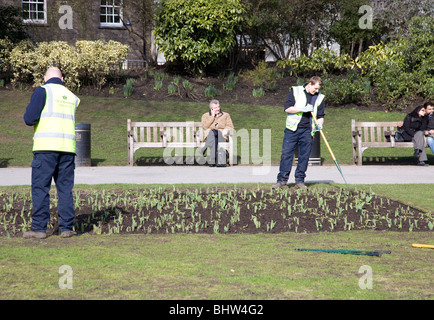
[315, 123, 323, 131]
[298, 104, 314, 113]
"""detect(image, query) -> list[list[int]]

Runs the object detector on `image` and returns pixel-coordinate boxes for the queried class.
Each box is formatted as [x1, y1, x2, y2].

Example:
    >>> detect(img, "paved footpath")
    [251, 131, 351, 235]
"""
[1, 165, 433, 186]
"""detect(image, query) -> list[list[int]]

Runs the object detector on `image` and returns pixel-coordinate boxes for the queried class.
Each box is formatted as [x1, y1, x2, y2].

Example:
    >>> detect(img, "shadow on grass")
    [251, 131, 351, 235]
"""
[0, 158, 12, 168]
[91, 158, 106, 166]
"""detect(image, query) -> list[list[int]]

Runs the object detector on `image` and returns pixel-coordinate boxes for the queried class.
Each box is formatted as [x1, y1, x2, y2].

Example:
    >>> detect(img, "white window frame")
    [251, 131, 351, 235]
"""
[100, 0, 123, 28]
[22, 0, 47, 24]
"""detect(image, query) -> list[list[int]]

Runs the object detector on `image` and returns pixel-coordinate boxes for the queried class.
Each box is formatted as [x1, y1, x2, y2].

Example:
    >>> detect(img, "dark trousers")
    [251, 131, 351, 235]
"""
[203, 129, 226, 165]
[277, 127, 313, 183]
[30, 152, 75, 233]
[413, 131, 427, 162]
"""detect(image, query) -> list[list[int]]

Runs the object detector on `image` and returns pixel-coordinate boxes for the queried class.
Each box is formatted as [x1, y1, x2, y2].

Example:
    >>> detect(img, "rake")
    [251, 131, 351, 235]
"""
[295, 248, 392, 257]
[311, 112, 349, 188]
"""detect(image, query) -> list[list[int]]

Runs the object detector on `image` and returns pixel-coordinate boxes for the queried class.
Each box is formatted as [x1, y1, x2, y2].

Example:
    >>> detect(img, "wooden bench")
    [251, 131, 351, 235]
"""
[351, 119, 428, 165]
[127, 120, 234, 166]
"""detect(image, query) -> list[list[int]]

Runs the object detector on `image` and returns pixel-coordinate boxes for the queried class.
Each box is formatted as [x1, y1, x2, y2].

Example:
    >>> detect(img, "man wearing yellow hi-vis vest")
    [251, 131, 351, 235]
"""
[23, 67, 80, 239]
[272, 76, 325, 189]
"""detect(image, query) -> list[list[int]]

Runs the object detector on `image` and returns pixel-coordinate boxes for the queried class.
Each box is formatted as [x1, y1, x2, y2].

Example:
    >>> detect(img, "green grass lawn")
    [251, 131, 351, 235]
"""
[0, 231, 432, 300]
[1, 90, 432, 167]
[0, 183, 433, 300]
[1, 91, 433, 301]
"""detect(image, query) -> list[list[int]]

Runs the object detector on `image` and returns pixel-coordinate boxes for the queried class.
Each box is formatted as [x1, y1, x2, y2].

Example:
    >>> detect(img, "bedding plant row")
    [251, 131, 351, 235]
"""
[0, 186, 432, 238]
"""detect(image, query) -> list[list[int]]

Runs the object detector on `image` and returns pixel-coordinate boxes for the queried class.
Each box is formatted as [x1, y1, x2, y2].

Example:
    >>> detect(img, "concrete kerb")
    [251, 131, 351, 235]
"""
[1, 165, 434, 186]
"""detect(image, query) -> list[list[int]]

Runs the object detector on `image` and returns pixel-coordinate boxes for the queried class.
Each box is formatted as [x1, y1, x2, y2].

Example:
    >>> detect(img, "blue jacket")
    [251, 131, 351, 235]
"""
[24, 77, 65, 126]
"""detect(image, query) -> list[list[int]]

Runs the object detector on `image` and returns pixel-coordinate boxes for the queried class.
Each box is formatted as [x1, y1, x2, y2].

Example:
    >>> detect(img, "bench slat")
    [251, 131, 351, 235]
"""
[127, 119, 233, 166]
[140, 127, 144, 142]
[351, 119, 427, 166]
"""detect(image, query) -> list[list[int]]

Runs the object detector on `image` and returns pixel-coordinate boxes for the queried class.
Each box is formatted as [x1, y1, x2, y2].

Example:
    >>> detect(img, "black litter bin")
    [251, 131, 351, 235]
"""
[309, 130, 321, 165]
[295, 131, 321, 166]
[75, 123, 91, 167]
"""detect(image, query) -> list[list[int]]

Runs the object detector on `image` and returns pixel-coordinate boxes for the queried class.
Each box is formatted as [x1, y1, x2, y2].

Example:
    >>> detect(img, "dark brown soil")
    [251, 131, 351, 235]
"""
[77, 70, 392, 112]
[1, 187, 432, 237]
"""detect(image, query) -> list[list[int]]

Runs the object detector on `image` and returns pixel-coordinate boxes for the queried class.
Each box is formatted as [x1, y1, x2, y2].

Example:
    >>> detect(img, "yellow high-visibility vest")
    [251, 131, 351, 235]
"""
[286, 85, 324, 135]
[33, 83, 80, 153]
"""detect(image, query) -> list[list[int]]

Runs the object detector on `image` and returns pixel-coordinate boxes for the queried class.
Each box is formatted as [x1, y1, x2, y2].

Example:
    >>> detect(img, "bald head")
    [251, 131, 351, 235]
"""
[44, 67, 63, 82]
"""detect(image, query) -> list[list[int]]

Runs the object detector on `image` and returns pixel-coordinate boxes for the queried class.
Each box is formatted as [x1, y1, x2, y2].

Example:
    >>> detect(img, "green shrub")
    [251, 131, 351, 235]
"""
[355, 16, 434, 109]
[154, 80, 163, 90]
[0, 37, 14, 73]
[6, 40, 129, 90]
[154, 0, 245, 74]
[204, 85, 217, 98]
[75, 40, 129, 90]
[222, 72, 238, 91]
[154, 71, 168, 81]
[125, 78, 135, 87]
[168, 83, 178, 94]
[321, 73, 371, 106]
[242, 61, 278, 91]
[123, 85, 133, 97]
[123, 78, 135, 97]
[182, 79, 193, 91]
[277, 49, 353, 76]
[173, 75, 182, 85]
[252, 87, 265, 98]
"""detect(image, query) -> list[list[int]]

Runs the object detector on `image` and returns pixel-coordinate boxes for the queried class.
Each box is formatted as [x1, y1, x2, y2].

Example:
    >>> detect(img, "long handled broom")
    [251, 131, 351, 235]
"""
[311, 112, 349, 187]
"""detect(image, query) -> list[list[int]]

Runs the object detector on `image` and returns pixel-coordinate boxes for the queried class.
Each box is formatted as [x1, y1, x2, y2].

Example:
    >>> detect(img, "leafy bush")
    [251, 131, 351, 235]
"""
[6, 40, 129, 90]
[182, 79, 193, 91]
[204, 85, 217, 98]
[75, 40, 129, 89]
[0, 37, 14, 73]
[242, 61, 279, 91]
[252, 87, 265, 98]
[321, 73, 371, 106]
[168, 83, 178, 94]
[154, 71, 168, 81]
[154, 80, 163, 91]
[277, 49, 354, 76]
[123, 78, 134, 97]
[123, 85, 133, 97]
[154, 0, 245, 74]
[173, 75, 182, 85]
[356, 16, 434, 109]
[223, 72, 238, 91]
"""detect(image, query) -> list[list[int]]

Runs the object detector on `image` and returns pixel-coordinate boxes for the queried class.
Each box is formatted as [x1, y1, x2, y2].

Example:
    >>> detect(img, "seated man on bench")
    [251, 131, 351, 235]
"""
[201, 100, 234, 167]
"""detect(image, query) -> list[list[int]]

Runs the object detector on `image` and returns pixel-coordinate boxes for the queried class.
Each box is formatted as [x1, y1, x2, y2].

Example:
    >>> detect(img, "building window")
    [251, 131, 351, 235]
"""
[22, 0, 47, 24]
[100, 0, 123, 28]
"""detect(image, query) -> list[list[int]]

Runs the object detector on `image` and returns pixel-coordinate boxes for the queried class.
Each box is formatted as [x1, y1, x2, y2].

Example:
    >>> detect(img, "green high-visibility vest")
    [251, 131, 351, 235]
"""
[33, 83, 80, 153]
[286, 85, 324, 135]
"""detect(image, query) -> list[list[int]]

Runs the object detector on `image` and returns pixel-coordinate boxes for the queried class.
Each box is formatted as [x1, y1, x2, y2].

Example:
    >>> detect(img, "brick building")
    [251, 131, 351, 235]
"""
[3, 0, 159, 65]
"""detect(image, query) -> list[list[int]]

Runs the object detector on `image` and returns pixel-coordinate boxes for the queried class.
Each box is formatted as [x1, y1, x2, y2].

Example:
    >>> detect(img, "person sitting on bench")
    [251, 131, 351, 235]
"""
[201, 100, 234, 167]
[401, 105, 429, 166]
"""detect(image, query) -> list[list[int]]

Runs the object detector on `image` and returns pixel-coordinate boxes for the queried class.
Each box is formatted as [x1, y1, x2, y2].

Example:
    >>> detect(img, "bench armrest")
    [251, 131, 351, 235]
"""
[160, 130, 168, 146]
[383, 130, 395, 137]
[352, 129, 362, 137]
[221, 128, 234, 141]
